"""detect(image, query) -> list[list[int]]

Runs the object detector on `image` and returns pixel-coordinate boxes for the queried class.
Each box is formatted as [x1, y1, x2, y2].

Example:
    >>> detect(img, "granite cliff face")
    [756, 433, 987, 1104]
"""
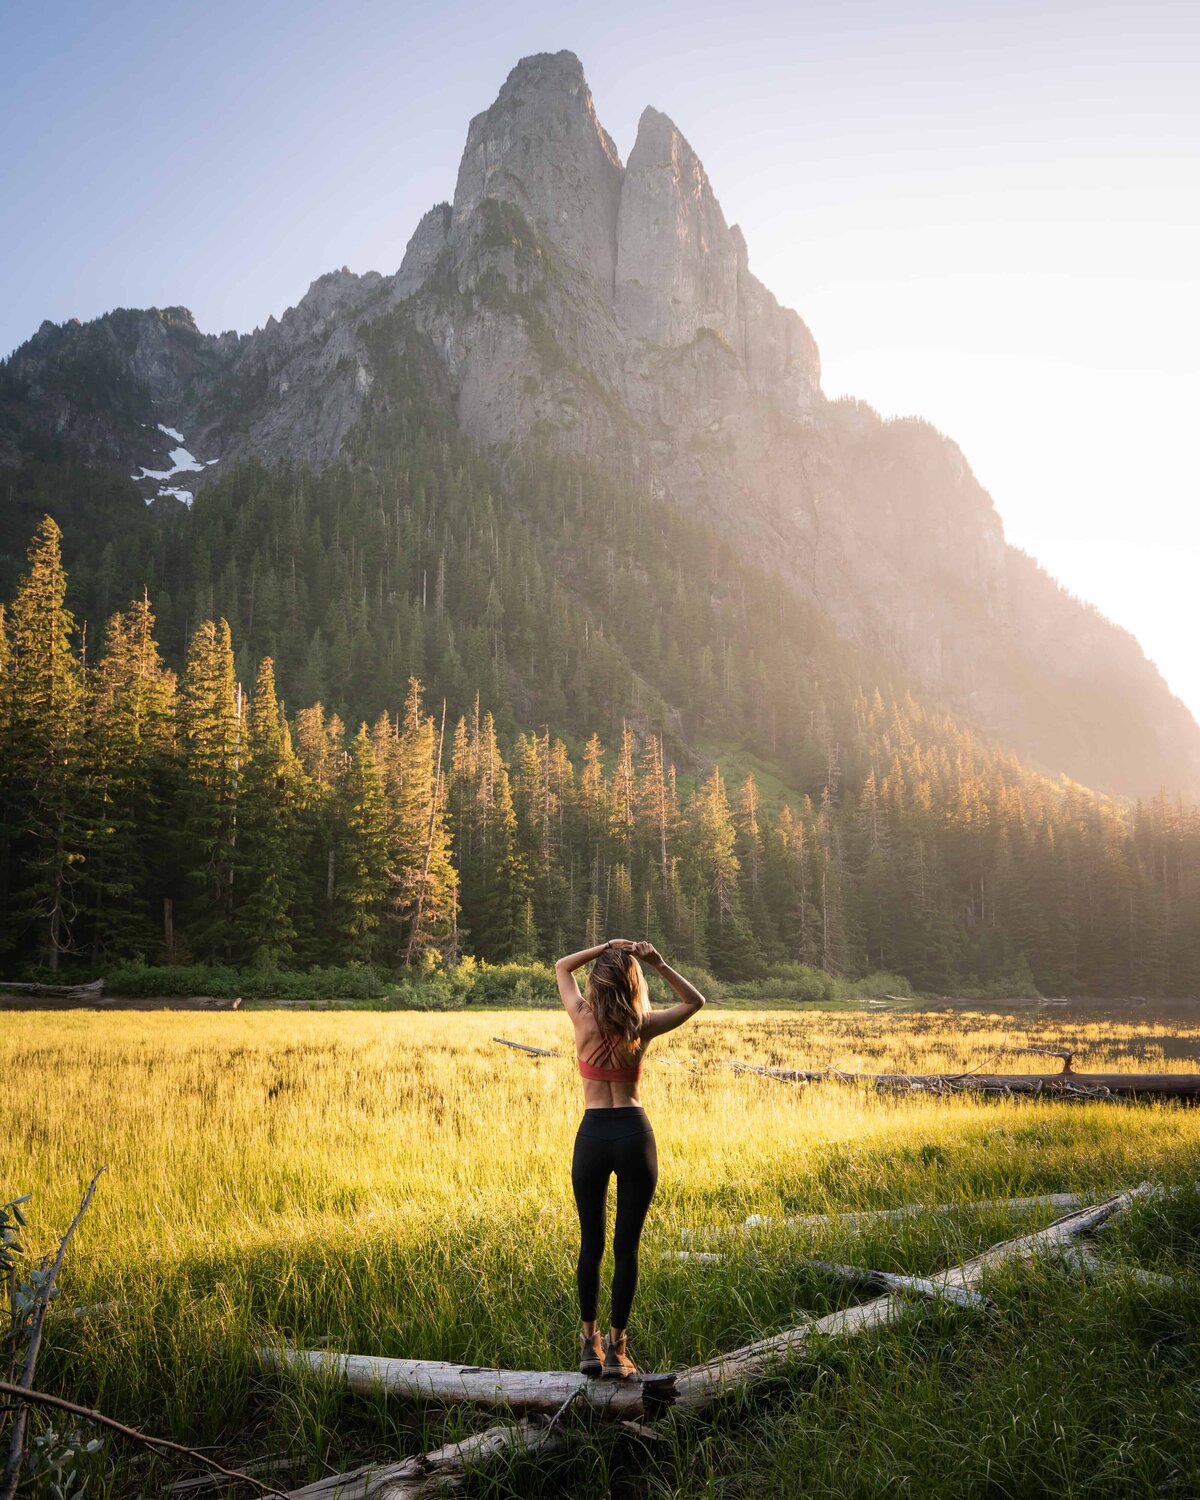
[2, 49, 1197, 801]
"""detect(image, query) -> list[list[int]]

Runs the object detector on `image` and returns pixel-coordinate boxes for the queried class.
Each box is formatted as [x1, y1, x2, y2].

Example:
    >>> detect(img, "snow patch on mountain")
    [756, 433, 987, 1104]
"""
[130, 424, 212, 505]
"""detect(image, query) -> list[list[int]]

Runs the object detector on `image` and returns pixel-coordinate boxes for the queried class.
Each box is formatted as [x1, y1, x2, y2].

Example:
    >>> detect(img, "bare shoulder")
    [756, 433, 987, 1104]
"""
[555, 963, 587, 1019]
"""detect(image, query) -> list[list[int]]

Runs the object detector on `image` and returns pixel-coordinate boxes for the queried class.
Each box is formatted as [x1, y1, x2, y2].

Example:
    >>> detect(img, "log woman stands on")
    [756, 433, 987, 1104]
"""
[555, 938, 706, 1378]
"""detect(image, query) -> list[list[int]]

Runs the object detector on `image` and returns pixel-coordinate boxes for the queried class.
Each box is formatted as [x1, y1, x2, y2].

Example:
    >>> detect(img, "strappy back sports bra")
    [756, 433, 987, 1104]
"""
[577, 1031, 644, 1083]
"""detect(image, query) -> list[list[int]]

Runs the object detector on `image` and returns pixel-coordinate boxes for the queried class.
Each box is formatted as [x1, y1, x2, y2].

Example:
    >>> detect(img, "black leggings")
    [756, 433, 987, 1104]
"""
[571, 1107, 658, 1329]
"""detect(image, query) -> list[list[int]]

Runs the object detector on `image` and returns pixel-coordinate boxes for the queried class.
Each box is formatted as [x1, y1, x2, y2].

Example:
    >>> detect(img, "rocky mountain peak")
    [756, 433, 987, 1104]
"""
[4, 51, 1197, 800]
[616, 105, 741, 349]
[451, 49, 624, 290]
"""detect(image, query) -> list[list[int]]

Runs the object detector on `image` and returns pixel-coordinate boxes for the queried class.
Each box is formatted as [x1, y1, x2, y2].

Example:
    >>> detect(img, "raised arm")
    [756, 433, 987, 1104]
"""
[636, 943, 706, 1040]
[555, 940, 615, 1015]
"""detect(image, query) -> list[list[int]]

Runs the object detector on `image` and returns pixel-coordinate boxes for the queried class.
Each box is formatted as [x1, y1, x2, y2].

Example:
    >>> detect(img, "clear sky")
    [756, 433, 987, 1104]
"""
[3, 0, 1197, 729]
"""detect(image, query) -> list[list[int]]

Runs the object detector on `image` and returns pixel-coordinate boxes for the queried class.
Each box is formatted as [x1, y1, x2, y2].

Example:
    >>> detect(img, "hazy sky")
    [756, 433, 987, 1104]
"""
[3, 0, 1198, 734]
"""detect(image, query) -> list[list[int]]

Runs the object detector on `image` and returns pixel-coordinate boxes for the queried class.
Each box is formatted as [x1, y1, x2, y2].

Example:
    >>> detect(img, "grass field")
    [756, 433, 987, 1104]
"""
[8, 1006, 1200, 1497]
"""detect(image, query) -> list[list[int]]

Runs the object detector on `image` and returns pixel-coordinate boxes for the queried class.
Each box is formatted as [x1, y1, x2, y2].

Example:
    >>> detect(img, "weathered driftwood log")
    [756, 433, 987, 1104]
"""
[729, 1061, 809, 1085]
[1046, 1243, 1184, 1290]
[737, 1192, 1085, 1234]
[259, 1348, 676, 1420]
[921, 1184, 1154, 1301]
[672, 1183, 1154, 1412]
[805, 1260, 995, 1311]
[492, 1037, 561, 1058]
[0, 977, 105, 998]
[276, 1183, 1161, 1495]
[287, 1418, 566, 1500]
[663, 1250, 993, 1310]
[731, 1060, 1200, 1100]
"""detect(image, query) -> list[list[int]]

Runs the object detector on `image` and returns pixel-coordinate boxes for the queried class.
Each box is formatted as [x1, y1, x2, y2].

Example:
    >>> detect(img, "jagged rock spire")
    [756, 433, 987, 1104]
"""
[615, 106, 741, 349]
[451, 50, 624, 290]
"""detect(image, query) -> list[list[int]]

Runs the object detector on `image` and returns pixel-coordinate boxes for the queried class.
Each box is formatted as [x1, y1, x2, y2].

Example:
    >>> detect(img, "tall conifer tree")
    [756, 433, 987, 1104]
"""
[5, 517, 88, 968]
[179, 618, 241, 960]
[235, 657, 305, 966]
[85, 593, 177, 959]
[332, 725, 390, 961]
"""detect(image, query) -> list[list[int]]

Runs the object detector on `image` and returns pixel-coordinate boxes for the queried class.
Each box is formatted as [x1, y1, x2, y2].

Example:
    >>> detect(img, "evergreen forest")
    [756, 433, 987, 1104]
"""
[3, 483, 1200, 994]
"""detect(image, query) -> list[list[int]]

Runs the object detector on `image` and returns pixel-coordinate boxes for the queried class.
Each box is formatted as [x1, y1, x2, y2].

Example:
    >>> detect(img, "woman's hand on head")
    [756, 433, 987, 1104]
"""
[631, 940, 662, 967]
[607, 938, 637, 952]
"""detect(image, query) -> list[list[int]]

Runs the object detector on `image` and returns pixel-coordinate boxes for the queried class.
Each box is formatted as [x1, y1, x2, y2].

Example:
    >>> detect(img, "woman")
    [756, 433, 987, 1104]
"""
[555, 936, 706, 1379]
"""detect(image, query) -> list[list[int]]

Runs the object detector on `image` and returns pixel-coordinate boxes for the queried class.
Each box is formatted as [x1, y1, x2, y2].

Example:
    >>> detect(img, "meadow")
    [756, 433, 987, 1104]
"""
[8, 1005, 1200, 1498]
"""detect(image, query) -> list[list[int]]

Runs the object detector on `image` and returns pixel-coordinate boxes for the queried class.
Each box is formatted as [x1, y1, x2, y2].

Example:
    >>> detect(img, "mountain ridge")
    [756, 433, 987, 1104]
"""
[1, 48, 1196, 803]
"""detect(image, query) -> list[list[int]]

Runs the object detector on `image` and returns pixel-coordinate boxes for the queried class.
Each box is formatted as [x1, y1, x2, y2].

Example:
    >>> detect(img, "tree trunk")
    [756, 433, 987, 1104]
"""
[258, 1348, 675, 1420]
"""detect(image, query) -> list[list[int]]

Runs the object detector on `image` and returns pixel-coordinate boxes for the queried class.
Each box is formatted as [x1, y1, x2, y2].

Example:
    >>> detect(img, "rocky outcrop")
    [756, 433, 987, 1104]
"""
[0, 307, 226, 471]
[615, 106, 741, 349]
[451, 50, 624, 292]
[210, 267, 392, 470]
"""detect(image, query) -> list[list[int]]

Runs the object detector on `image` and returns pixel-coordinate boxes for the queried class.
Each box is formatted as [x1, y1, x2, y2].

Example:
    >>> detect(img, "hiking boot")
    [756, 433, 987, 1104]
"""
[579, 1330, 604, 1376]
[602, 1332, 639, 1379]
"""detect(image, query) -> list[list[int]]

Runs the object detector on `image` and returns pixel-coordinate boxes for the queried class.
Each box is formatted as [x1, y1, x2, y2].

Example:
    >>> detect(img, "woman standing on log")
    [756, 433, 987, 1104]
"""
[555, 937, 706, 1379]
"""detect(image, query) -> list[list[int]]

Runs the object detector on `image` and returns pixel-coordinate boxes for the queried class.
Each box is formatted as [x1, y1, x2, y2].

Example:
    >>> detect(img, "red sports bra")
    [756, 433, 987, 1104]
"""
[578, 1033, 644, 1083]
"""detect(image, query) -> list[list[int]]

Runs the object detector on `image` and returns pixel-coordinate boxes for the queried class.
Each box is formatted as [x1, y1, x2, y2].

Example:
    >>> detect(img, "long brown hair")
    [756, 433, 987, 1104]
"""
[584, 946, 649, 1049]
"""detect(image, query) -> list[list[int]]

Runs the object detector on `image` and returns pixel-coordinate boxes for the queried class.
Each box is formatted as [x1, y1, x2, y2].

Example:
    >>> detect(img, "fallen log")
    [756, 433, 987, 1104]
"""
[731, 1062, 1200, 1100]
[805, 1260, 994, 1312]
[729, 1062, 809, 1085]
[283, 1417, 566, 1500]
[738, 1192, 1085, 1233]
[258, 1348, 676, 1420]
[492, 1037, 561, 1058]
[662, 1250, 993, 1310]
[672, 1182, 1154, 1412]
[1046, 1243, 1184, 1291]
[0, 977, 104, 998]
[275, 1183, 1161, 1494]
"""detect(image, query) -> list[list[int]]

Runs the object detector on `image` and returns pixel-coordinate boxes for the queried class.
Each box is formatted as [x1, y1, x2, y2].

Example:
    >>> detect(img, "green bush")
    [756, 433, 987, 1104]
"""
[104, 961, 392, 1001]
[724, 962, 834, 1002]
[101, 958, 918, 1009]
[464, 962, 558, 1006]
[104, 962, 244, 998]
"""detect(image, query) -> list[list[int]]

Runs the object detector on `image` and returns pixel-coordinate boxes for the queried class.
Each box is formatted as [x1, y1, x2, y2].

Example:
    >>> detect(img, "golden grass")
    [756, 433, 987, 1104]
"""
[9, 1006, 1200, 1270]
[8, 1007, 1200, 1494]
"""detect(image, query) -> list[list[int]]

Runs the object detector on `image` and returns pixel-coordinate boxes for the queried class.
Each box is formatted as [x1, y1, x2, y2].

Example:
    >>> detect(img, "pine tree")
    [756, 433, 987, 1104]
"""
[579, 732, 609, 864]
[393, 681, 457, 964]
[609, 721, 636, 857]
[5, 517, 88, 969]
[687, 765, 758, 977]
[634, 734, 680, 902]
[235, 657, 305, 966]
[84, 593, 177, 960]
[332, 725, 390, 961]
[292, 702, 348, 960]
[734, 772, 780, 960]
[477, 748, 534, 959]
[179, 618, 241, 960]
